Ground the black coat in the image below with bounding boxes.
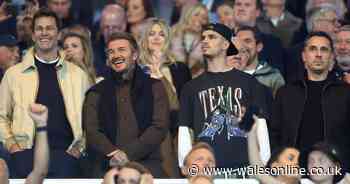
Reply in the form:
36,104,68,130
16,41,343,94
270,75,350,169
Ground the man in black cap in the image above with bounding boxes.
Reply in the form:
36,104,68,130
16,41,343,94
178,23,271,172
0,34,19,81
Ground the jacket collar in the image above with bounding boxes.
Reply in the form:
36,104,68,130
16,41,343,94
21,47,66,72
292,70,344,87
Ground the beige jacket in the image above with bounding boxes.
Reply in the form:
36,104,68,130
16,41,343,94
0,47,90,152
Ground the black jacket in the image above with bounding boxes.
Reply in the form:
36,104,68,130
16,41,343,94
271,74,350,168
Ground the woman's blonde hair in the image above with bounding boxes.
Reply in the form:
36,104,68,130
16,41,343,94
62,32,96,84
139,18,176,66
172,3,208,36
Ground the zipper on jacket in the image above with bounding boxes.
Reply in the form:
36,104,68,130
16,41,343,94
293,80,308,146
56,68,76,141
321,81,332,141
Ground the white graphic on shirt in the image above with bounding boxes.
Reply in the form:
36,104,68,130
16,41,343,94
198,86,247,141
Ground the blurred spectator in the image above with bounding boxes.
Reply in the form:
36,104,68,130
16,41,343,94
60,24,92,41
0,34,20,81
233,0,286,76
171,3,208,77
0,0,17,36
181,142,216,178
16,15,33,51
0,8,90,178
236,26,285,97
286,4,341,82
335,25,350,84
62,32,97,84
84,32,169,177
216,0,235,29
47,0,78,28
307,142,344,184
266,147,301,184
126,0,154,36
129,17,152,42
94,3,127,77
138,18,191,177
103,162,154,184
189,175,214,184
271,32,350,172
305,0,347,20
257,0,303,47
170,0,198,25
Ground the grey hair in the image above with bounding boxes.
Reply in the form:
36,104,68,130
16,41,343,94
337,25,350,33
306,3,338,33
305,0,347,19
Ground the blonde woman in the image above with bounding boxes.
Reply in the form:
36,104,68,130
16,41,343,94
171,3,209,77
139,18,191,177
62,32,97,84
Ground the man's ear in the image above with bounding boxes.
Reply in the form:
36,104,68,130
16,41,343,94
223,40,230,50
257,42,263,53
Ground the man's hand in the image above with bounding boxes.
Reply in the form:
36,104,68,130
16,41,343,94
9,144,23,154
66,147,81,159
140,173,154,184
103,167,119,184
28,103,48,128
107,149,129,167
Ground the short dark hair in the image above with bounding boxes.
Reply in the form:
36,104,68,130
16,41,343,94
304,31,334,52
106,32,138,51
266,146,298,169
236,26,263,43
32,8,61,31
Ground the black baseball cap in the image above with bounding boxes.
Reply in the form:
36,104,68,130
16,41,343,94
202,23,238,56
0,34,17,47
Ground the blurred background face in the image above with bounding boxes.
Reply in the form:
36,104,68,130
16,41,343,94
63,36,84,63
117,168,141,184
188,7,208,33
0,46,19,69
264,0,284,18
313,10,339,36
147,24,166,52
127,0,147,24
186,148,216,175
236,30,261,65
233,0,260,26
101,13,127,42
47,0,71,19
216,5,235,28
227,48,249,70
308,151,336,182
335,30,350,71
312,0,331,6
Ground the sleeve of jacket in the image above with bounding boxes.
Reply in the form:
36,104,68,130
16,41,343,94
83,91,118,155
270,87,284,151
0,71,16,151
251,78,273,120
121,80,170,160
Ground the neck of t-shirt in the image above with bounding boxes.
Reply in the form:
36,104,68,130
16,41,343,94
35,54,59,64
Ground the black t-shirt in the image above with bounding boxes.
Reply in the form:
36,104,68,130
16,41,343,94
297,80,326,155
35,58,74,150
179,69,270,168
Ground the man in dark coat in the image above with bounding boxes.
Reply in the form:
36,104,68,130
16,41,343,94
83,32,170,177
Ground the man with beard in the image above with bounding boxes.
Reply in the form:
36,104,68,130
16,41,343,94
335,25,350,84
178,23,270,172
0,8,90,178
83,32,170,177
